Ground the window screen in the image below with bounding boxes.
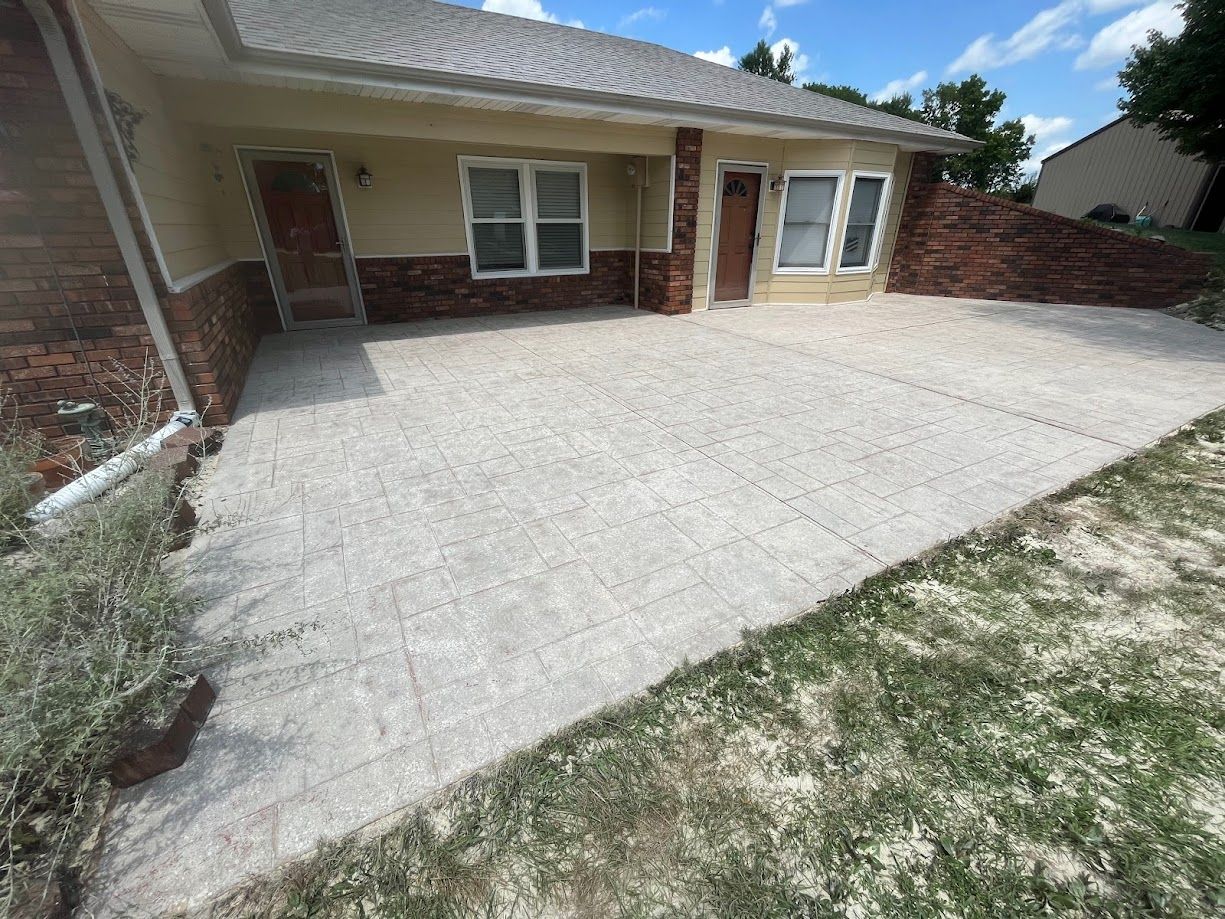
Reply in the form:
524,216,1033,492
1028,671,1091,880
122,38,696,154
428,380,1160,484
462,161,587,275
841,176,886,269
467,166,526,272
778,176,838,269
534,169,584,269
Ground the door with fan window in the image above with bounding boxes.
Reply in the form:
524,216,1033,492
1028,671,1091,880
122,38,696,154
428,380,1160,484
239,150,364,329
711,164,765,307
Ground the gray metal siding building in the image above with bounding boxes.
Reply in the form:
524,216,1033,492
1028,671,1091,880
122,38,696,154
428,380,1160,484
1033,117,1223,232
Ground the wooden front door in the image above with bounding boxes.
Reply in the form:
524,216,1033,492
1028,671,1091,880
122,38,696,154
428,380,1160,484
713,170,762,304
244,154,361,327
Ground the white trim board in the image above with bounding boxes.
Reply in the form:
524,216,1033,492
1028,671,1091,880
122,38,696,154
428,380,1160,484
167,258,238,292
68,0,176,292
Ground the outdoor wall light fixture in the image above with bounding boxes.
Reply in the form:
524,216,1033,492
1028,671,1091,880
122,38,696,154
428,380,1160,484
356,165,373,188
769,175,786,192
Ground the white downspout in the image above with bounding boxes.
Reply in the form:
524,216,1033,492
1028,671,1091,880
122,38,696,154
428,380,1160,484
22,0,197,414
634,182,643,310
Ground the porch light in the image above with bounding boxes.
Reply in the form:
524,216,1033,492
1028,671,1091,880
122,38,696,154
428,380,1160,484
356,165,373,188
769,175,786,192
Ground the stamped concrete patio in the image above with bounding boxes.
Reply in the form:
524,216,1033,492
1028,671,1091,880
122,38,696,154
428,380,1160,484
94,293,1225,914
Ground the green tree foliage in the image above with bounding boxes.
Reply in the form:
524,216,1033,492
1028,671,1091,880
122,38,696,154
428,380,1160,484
874,92,921,121
738,40,794,84
920,75,1035,192
801,82,870,106
1119,0,1225,162
802,83,921,121
1005,174,1039,205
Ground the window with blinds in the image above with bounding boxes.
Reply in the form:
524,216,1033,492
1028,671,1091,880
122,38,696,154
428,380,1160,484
775,173,842,272
461,159,588,277
839,175,889,272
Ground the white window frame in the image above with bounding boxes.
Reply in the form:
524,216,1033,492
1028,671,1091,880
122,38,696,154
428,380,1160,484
835,170,893,275
457,155,589,280
771,169,845,276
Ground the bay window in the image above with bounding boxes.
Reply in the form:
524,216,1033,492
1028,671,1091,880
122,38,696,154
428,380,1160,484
773,171,843,273
460,157,588,278
838,172,891,272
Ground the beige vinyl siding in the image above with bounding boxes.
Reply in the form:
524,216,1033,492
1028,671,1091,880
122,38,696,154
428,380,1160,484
1033,119,1214,229
150,78,672,264
78,5,228,282
872,151,913,295
198,128,641,260
694,134,908,309
160,78,675,157
639,155,674,251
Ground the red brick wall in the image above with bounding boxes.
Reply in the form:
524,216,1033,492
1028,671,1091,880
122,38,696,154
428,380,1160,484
0,0,260,439
357,250,632,323
162,262,260,425
640,127,701,315
1,0,153,438
889,160,1211,309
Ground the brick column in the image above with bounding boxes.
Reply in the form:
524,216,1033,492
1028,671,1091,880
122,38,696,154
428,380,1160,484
639,127,702,315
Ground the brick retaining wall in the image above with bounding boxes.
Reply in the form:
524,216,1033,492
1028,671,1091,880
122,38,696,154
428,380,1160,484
889,156,1211,309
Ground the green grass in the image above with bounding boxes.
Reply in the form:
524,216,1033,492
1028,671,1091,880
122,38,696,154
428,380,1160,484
208,413,1225,919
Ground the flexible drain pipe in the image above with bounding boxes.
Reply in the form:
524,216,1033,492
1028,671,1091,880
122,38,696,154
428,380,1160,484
26,410,198,524
23,0,196,413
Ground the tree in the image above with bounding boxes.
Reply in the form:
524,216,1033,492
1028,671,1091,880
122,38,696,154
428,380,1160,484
874,92,920,121
802,82,870,106
738,40,794,84
1118,0,1225,162
803,82,922,121
1004,173,1039,204
920,75,1034,192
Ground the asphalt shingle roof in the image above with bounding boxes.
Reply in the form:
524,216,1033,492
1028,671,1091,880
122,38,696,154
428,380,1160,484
223,0,974,149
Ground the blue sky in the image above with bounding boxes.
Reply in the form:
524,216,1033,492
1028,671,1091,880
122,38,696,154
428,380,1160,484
461,0,1186,176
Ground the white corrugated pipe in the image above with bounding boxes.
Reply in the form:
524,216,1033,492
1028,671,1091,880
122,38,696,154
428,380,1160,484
25,410,199,525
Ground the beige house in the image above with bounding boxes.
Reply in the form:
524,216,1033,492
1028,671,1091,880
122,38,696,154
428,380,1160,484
1034,116,1224,232
73,0,974,331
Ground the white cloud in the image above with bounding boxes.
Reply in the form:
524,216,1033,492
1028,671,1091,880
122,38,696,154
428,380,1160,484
758,5,777,37
694,46,737,67
1074,0,1183,68
944,0,1156,74
771,37,810,80
871,70,928,101
480,0,583,28
618,6,665,28
773,0,808,6
1020,113,1077,175
947,1,1083,73
1022,113,1075,140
